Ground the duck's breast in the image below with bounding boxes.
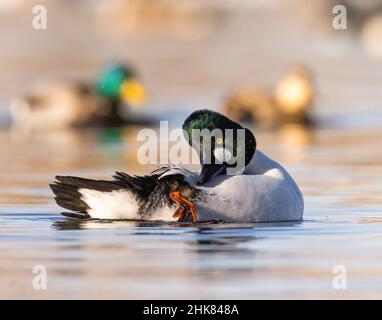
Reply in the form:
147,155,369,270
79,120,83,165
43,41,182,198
196,171,303,223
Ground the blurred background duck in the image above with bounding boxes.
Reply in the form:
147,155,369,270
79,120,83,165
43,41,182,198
9,63,149,131
223,65,315,127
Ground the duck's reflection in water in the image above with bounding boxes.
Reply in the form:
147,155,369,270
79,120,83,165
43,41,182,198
52,219,301,277
277,124,314,148
183,221,301,275
4,125,151,178
52,218,224,230
53,218,300,229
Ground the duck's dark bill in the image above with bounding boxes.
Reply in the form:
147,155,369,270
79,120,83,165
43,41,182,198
198,163,227,184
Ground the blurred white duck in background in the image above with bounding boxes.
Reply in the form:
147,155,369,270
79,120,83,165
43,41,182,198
51,109,303,223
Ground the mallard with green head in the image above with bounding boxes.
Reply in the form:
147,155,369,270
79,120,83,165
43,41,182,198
50,109,303,223
10,63,148,130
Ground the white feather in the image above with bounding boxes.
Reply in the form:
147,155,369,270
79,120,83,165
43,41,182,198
78,150,303,223
195,150,304,222
79,188,178,221
146,206,176,221
79,189,139,219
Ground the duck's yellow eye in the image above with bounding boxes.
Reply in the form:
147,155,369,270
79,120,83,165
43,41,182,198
216,137,224,145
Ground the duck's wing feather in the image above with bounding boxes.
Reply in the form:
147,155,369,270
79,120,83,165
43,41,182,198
153,165,198,186
50,166,198,220
50,173,162,219
113,171,160,198
50,176,124,218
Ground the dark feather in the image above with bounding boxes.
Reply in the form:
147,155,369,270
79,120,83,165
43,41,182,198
61,211,90,219
55,176,121,192
113,171,160,199
50,181,88,212
138,173,202,217
51,167,201,220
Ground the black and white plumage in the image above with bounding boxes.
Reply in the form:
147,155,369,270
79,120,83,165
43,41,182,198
50,166,203,221
50,150,304,223
50,109,304,223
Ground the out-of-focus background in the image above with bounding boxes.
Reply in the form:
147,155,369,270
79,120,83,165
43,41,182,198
1,0,382,115
1,0,382,299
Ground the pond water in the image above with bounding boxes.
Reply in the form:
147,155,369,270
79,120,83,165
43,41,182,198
1,0,382,300
1,107,382,299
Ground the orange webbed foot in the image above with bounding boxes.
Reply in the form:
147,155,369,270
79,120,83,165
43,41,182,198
169,191,198,223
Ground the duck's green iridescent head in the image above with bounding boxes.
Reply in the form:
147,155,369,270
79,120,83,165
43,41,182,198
183,109,257,184
95,63,147,105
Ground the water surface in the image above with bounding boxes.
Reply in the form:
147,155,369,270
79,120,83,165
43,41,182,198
1,116,382,299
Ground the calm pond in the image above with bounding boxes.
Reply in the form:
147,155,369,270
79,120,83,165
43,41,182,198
1,108,382,299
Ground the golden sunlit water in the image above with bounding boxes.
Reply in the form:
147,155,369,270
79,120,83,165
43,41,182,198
1,0,382,300
1,113,382,299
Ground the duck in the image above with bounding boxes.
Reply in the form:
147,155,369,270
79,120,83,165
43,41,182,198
10,63,148,130
50,109,304,223
223,65,314,126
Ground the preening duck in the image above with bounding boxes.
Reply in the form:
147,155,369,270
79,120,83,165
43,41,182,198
50,109,303,223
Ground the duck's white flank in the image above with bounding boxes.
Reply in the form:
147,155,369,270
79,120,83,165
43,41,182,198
79,188,175,221
77,150,303,222
79,189,139,219
195,150,304,222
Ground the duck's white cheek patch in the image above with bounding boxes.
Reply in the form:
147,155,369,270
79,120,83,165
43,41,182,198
214,147,232,163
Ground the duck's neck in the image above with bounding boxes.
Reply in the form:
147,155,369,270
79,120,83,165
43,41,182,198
244,150,280,175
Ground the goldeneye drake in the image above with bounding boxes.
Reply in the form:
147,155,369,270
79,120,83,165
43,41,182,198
50,109,304,223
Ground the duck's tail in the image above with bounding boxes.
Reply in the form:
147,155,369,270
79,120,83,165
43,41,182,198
50,172,164,219
50,176,124,219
